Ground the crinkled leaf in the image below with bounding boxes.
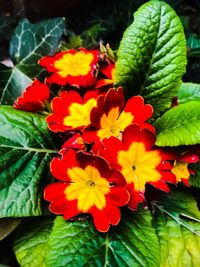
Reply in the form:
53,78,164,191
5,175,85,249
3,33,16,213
177,82,200,104
13,211,160,267
10,18,65,78
152,189,200,267
13,217,54,267
0,106,57,217
0,64,32,105
115,0,186,117
154,101,200,146
0,218,21,241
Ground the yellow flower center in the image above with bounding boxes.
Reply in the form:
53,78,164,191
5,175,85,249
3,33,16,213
63,99,97,128
118,142,161,191
97,107,133,140
171,161,189,182
54,52,94,77
65,166,110,212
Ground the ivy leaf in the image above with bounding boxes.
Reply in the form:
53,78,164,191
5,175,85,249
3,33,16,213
152,189,200,267
0,218,21,241
0,18,65,105
154,101,200,146
177,82,200,104
13,211,160,267
0,64,32,105
0,106,57,217
115,0,186,117
10,18,65,78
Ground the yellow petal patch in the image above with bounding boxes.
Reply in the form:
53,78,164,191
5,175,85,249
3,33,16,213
171,161,189,182
54,52,94,77
63,98,96,128
97,107,133,140
66,166,110,212
118,142,161,191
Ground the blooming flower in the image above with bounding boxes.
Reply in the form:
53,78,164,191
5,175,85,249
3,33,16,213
83,87,154,142
44,149,129,232
98,124,176,210
14,79,50,112
39,48,99,87
171,150,199,186
46,90,98,132
95,63,115,89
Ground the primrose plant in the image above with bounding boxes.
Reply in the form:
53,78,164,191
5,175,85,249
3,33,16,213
1,1,200,266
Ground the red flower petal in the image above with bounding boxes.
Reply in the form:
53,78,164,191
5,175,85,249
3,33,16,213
14,79,50,112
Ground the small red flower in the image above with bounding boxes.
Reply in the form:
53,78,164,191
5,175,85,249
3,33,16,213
44,149,129,232
98,125,176,210
13,79,50,112
39,48,99,87
171,150,199,186
83,87,154,142
95,63,115,89
46,90,98,132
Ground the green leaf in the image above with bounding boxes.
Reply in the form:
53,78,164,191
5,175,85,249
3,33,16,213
115,0,186,117
0,218,21,241
10,18,65,78
152,189,200,267
13,217,54,267
177,82,200,104
187,33,200,58
0,106,57,217
0,18,65,105
14,211,160,267
154,101,200,146
189,163,200,188
0,64,32,105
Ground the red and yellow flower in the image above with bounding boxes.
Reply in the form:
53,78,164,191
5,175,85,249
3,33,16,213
171,150,199,186
39,48,99,87
14,79,50,112
98,125,176,210
46,90,99,132
83,87,154,142
95,63,115,89
44,149,129,232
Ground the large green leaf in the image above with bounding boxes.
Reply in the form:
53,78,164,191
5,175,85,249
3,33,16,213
177,82,200,104
0,106,57,217
154,101,200,146
10,18,65,78
14,211,160,267
0,64,32,105
115,0,186,117
152,189,200,267
14,217,54,267
0,18,65,105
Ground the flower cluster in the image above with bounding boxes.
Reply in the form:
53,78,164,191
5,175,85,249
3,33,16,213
14,47,199,232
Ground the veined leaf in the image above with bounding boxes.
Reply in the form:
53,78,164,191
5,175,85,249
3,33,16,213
14,211,160,267
10,18,65,78
0,64,32,105
13,217,54,267
177,82,200,104
154,101,200,146
152,189,200,267
0,106,57,217
0,18,65,105
115,0,186,117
